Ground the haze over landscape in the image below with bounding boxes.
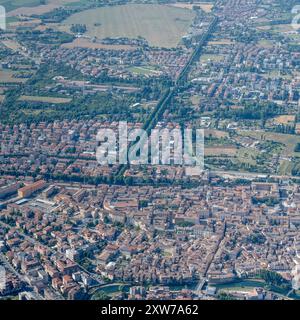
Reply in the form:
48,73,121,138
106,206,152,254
0,0,300,302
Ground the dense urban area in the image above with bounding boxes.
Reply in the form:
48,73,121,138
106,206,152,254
0,0,300,301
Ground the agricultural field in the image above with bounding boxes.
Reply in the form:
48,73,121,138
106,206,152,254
205,146,237,157
256,22,296,35
205,129,229,139
18,95,72,104
271,23,295,33
271,115,296,125
2,39,22,51
278,160,293,175
7,18,42,28
238,130,300,157
257,39,274,48
236,147,259,166
1,0,77,15
203,128,300,175
169,2,214,13
0,0,41,13
60,4,196,48
0,69,28,83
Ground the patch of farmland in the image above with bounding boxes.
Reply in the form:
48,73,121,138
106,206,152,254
60,4,196,48
4,0,76,16
2,39,22,50
0,70,27,83
272,115,296,125
169,2,214,13
205,129,229,139
238,130,300,157
18,95,72,103
205,146,237,157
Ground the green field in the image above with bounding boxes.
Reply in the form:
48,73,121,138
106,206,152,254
239,130,300,157
0,0,40,12
127,65,160,76
0,0,82,13
200,54,225,63
0,70,28,83
61,4,195,48
18,95,72,104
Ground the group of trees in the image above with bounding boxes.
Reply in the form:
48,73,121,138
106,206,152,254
17,29,74,45
218,103,284,124
258,269,291,291
38,8,75,23
70,24,87,34
246,232,266,245
294,143,300,152
291,161,300,176
252,196,280,206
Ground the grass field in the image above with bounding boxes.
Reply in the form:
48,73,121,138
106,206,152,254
61,4,196,48
272,115,296,125
200,54,224,63
0,0,40,12
257,39,274,48
2,39,22,51
278,160,293,175
127,65,160,76
19,95,72,103
0,70,27,83
169,2,214,13
205,146,237,156
205,129,229,139
256,22,295,35
208,39,234,45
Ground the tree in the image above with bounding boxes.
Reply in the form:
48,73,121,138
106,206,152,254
258,269,291,290
294,143,300,153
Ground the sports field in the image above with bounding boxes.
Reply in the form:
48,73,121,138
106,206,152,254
61,4,196,48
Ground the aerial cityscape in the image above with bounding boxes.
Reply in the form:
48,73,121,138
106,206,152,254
0,0,300,302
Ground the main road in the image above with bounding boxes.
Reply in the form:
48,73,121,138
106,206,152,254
116,16,219,178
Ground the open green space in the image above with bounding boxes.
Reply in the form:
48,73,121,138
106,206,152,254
0,0,42,12
60,4,196,48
